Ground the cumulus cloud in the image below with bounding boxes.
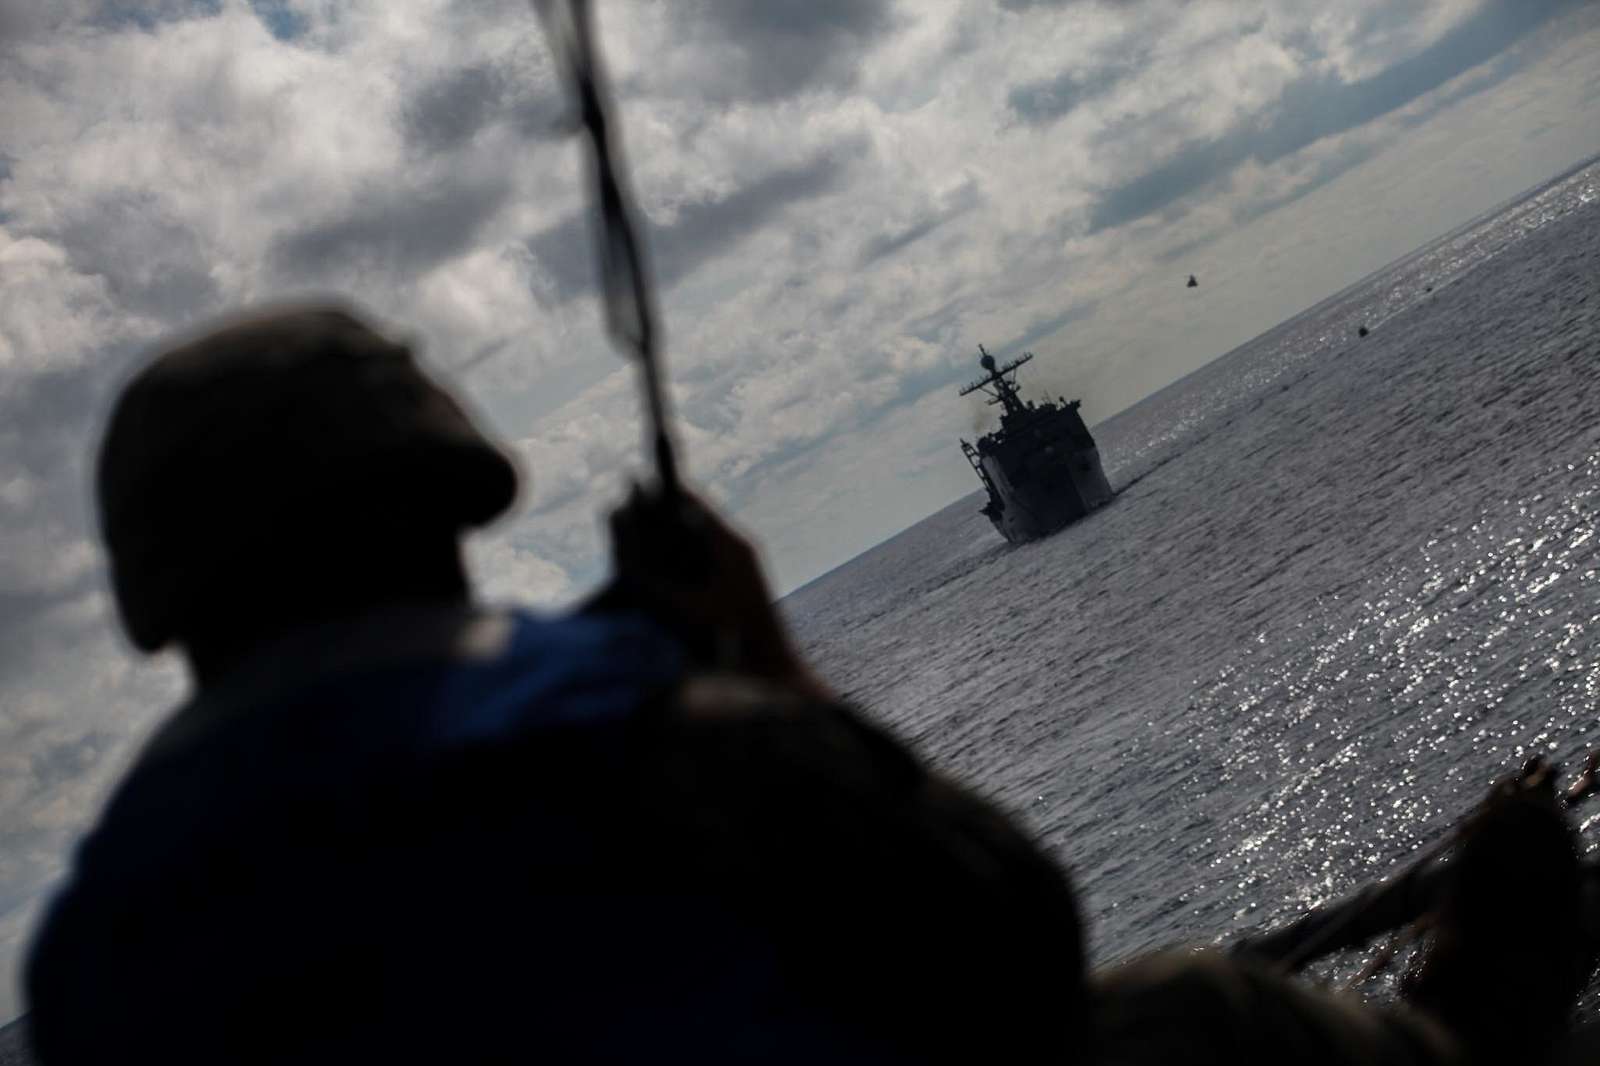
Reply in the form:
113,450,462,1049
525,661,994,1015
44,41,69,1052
1007,54,1142,125
858,178,983,266
1083,0,1583,232
273,171,519,280
402,60,567,153
632,0,899,103
527,145,859,300
3,0,1598,1024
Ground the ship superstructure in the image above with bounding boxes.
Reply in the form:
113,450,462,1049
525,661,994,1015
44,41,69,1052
958,345,1113,544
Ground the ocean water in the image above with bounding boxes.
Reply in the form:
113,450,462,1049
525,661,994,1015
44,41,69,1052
784,156,1600,982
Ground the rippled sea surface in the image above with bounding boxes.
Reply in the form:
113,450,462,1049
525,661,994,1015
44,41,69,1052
784,157,1600,984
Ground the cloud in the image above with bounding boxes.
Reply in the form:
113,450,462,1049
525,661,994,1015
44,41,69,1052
527,146,857,300
245,0,306,40
858,179,983,266
998,0,1086,10
272,172,518,281
55,197,222,320
0,0,298,39
1086,0,1581,232
650,0,899,103
999,302,1099,360
402,60,566,155
1007,59,1139,125
0,588,95,678
84,0,221,33
0,233,137,377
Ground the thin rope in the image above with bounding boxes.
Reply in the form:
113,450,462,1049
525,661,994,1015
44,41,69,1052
534,0,679,493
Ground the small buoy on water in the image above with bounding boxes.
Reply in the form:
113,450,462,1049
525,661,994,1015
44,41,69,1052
1358,325,1370,338
1186,274,1199,288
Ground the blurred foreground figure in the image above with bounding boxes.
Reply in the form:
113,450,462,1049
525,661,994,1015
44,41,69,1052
1205,762,1590,1066
25,305,1083,1064
1399,767,1590,1063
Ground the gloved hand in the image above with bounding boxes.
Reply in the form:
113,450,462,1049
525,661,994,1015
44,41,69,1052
593,483,831,699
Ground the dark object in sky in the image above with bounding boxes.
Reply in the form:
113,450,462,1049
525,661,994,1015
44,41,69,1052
1187,274,1198,288
1359,325,1370,337
960,345,1113,544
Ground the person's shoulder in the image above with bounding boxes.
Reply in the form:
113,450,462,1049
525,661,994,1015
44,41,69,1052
136,606,683,758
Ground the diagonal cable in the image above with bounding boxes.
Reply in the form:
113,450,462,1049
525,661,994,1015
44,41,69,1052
533,0,679,492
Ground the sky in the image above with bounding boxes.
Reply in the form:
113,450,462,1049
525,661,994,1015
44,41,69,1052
3,0,1600,1023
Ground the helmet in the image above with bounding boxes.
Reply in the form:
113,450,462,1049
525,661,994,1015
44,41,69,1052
98,303,518,650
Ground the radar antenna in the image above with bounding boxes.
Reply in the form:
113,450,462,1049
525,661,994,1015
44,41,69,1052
958,344,1034,416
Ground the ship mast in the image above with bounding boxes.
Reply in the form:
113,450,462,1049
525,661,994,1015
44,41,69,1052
958,344,1034,416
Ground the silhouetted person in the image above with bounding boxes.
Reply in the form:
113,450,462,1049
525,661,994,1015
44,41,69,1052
1208,761,1591,1064
1401,768,1588,1063
25,305,1084,1065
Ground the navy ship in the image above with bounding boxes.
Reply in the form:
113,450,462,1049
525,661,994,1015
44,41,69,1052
958,345,1113,544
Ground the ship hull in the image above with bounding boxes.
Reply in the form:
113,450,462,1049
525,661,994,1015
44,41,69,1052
983,444,1113,544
